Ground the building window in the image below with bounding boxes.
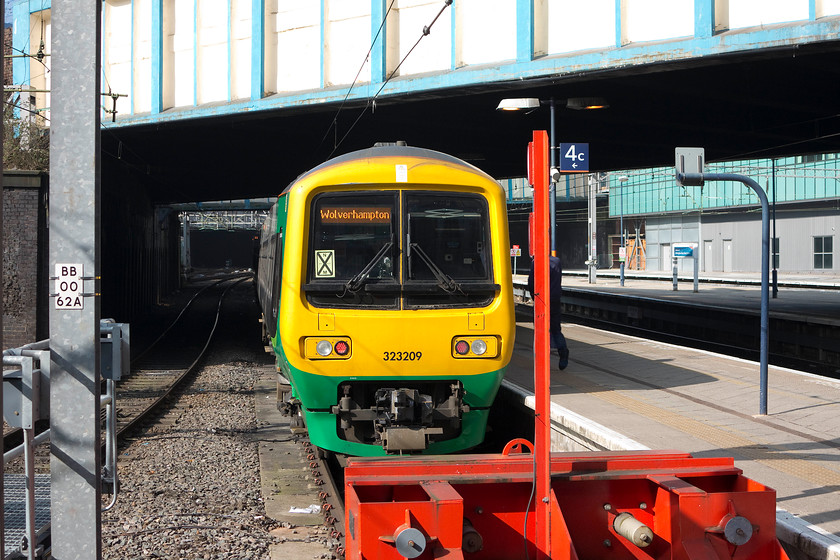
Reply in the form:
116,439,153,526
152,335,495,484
814,236,833,269
771,237,779,269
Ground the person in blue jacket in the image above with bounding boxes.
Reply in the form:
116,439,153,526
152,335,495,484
527,255,570,370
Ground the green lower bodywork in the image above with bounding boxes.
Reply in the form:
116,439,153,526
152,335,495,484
274,339,506,456
304,406,493,456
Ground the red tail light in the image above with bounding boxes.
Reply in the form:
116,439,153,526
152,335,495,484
334,340,350,356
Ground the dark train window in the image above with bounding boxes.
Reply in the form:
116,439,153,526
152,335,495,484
268,229,283,336
305,192,400,309
403,192,495,308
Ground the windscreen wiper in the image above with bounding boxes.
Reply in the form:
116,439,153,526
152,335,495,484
345,239,394,292
409,242,461,293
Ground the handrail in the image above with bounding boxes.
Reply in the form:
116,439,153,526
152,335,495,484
2,320,130,557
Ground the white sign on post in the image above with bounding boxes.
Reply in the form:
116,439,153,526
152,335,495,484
55,263,84,310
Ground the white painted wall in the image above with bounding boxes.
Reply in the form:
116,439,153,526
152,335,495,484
230,0,251,100
267,0,321,94
455,0,516,66
817,0,840,17
103,0,133,121
624,0,693,43
166,0,197,108
197,0,229,104
324,0,370,87
725,0,809,29
544,0,615,55
134,0,153,113
388,0,451,77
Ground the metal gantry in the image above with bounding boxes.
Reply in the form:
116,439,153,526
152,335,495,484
181,210,269,231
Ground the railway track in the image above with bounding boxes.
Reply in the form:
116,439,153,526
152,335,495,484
301,441,347,556
115,273,249,438
2,274,250,457
4,271,346,557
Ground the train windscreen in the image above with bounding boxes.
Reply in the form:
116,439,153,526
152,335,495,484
403,192,494,308
304,190,496,309
306,191,400,308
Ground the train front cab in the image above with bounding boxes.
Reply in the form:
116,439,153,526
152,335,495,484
272,148,515,456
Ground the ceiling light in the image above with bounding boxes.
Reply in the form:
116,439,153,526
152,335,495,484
496,98,541,111
566,97,609,110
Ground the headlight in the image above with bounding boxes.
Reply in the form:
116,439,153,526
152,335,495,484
471,339,487,355
452,336,499,358
316,340,333,356
304,337,352,359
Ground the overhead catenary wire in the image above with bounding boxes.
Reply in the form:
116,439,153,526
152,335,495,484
325,0,453,159
314,0,397,156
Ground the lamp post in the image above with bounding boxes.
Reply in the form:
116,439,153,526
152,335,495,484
618,176,628,286
497,96,608,260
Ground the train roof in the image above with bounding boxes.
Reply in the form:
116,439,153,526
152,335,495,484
280,143,494,195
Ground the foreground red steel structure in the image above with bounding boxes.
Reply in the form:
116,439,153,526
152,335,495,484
345,448,788,559
343,131,790,560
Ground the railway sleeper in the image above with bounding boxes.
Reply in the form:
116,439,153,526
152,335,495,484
331,382,466,453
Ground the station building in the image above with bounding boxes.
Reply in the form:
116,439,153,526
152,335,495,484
503,152,840,275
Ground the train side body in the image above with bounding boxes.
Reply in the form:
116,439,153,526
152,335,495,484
257,145,515,456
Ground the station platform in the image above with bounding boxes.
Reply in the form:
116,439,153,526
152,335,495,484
253,365,337,559
503,320,840,559
513,268,840,324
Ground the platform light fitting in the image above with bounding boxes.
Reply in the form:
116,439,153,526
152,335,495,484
496,97,540,111
497,97,609,112
565,97,609,110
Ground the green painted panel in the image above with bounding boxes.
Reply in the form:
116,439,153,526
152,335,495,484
280,361,506,410
606,153,840,217
303,408,490,457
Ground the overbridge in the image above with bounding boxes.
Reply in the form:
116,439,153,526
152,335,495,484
10,0,840,204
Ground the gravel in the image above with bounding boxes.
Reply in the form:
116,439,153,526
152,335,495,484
102,353,283,559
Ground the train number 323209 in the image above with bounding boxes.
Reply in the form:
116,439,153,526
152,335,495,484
383,351,422,361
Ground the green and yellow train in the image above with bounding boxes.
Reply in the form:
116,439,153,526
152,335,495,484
257,143,515,456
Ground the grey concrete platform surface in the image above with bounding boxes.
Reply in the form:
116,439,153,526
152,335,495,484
252,366,333,559
504,321,840,559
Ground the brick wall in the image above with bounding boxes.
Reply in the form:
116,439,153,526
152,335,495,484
3,171,48,349
2,166,182,349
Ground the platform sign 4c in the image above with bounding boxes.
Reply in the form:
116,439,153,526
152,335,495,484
55,263,84,310
558,143,589,173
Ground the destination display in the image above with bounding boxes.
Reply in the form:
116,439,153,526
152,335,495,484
319,207,392,224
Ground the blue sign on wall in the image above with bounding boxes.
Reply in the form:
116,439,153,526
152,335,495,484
673,244,695,257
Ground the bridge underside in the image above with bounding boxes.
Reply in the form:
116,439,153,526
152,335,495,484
103,41,840,205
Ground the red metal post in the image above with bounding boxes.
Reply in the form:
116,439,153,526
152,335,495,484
530,130,552,559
